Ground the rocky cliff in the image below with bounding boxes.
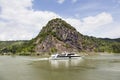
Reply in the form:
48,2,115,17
0,18,120,55
33,18,95,53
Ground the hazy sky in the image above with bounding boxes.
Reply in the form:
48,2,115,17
0,0,120,40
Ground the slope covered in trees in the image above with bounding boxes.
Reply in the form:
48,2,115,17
0,18,120,55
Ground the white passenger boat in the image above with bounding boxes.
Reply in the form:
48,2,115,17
49,52,81,60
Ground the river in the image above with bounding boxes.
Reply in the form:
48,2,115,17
0,54,120,80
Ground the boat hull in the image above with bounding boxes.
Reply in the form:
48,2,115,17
50,56,81,60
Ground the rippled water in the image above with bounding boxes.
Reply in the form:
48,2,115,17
0,55,120,80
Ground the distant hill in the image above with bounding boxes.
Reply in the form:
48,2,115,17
0,41,28,54
0,41,27,49
0,18,120,55
101,38,120,42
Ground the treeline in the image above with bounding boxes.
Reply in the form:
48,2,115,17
0,40,30,55
0,18,119,55
0,37,120,55
81,36,120,53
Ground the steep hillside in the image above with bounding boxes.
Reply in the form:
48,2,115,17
0,18,120,55
33,18,84,53
29,18,120,54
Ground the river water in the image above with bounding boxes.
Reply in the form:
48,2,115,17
0,55,120,80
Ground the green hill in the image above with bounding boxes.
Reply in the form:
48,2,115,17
0,18,120,55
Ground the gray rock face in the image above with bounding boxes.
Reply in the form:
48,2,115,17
33,18,94,53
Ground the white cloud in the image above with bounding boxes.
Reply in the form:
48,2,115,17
81,12,113,33
64,18,82,32
98,23,120,38
72,0,78,3
65,12,114,38
57,0,77,4
57,0,65,4
103,29,120,38
0,0,119,40
0,0,60,40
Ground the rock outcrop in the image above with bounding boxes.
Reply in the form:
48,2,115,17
33,18,93,53
1,18,120,55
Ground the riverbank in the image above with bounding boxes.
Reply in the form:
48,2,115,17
0,52,119,57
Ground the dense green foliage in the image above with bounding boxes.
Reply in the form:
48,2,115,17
81,36,120,53
0,18,120,55
0,36,119,55
0,40,37,55
0,41,27,54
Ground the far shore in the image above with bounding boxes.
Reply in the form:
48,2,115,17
0,52,119,57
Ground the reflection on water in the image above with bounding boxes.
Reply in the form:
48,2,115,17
49,58,83,68
0,55,120,80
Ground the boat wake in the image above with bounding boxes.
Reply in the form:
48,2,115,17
26,58,49,61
